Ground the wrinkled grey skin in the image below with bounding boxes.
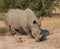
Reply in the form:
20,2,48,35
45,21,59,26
4,8,42,41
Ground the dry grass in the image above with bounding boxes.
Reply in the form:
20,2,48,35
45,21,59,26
41,17,60,34
41,17,60,48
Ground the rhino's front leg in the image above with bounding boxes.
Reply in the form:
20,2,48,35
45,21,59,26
23,28,32,38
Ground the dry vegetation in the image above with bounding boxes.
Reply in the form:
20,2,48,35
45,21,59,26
0,13,4,20
0,17,60,49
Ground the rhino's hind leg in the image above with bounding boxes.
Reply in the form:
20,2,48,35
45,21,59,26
8,25,16,36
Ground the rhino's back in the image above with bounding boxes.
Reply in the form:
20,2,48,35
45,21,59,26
5,9,28,29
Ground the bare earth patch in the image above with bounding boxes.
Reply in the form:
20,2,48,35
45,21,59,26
0,36,56,49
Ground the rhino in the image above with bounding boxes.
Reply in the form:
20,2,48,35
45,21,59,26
4,8,42,41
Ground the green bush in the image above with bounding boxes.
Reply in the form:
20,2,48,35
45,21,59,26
0,0,60,17
0,12,4,20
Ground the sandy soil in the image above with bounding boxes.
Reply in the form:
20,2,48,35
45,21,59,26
0,17,60,49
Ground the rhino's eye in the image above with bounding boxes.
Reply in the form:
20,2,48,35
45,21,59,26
33,20,37,24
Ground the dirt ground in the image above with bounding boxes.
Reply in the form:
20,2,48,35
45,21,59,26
0,17,60,49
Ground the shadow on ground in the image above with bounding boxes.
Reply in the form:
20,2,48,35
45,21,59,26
15,28,27,35
0,27,50,41
40,29,50,41
0,27,8,35
16,28,51,42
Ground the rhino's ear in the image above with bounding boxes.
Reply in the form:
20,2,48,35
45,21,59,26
33,20,37,24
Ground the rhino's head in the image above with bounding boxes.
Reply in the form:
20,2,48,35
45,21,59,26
30,19,42,42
